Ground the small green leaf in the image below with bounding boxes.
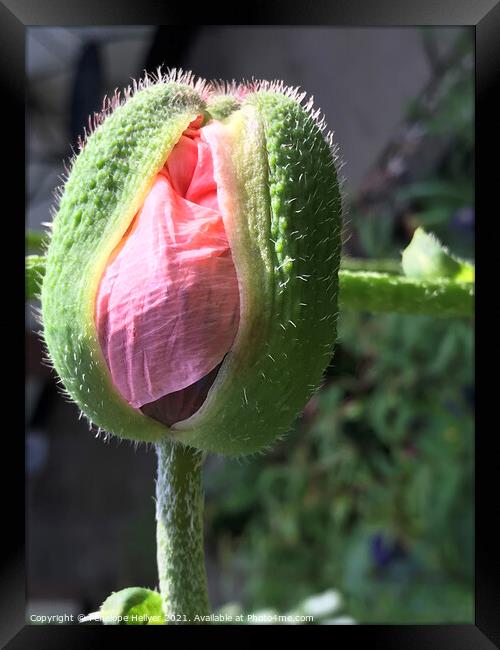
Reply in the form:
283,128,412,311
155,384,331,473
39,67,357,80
26,255,46,300
100,587,165,625
25,230,48,253
402,228,474,282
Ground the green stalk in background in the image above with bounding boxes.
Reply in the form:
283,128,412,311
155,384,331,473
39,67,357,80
338,270,473,318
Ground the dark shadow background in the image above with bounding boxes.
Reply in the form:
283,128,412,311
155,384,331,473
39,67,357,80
26,26,474,623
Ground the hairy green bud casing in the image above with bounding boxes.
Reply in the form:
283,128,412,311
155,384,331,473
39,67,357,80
41,72,342,456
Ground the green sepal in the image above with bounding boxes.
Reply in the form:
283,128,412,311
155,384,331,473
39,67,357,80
402,227,474,282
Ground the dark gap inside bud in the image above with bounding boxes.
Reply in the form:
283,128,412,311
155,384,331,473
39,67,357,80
140,360,223,427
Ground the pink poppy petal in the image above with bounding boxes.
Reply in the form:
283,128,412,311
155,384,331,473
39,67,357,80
95,123,240,415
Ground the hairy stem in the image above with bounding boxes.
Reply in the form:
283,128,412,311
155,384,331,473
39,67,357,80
338,270,474,318
26,255,474,318
155,440,210,624
25,255,474,318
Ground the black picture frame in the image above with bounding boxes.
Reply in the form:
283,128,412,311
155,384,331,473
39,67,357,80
5,0,496,646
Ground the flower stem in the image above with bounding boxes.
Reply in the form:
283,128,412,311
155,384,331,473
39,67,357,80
338,270,473,318
155,439,210,624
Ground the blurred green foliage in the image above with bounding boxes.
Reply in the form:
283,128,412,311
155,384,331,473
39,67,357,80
204,29,474,623
402,30,474,259
205,310,473,622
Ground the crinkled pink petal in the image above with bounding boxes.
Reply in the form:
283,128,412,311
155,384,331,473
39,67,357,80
166,135,199,196
95,124,240,414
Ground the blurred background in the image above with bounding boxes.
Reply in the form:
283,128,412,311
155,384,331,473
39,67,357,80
26,26,474,623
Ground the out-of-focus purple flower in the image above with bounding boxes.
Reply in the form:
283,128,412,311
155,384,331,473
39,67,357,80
450,207,474,233
370,533,407,568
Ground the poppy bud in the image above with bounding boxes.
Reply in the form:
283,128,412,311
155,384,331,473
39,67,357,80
41,70,342,455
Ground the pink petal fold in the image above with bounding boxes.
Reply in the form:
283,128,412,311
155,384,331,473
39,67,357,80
95,124,240,411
